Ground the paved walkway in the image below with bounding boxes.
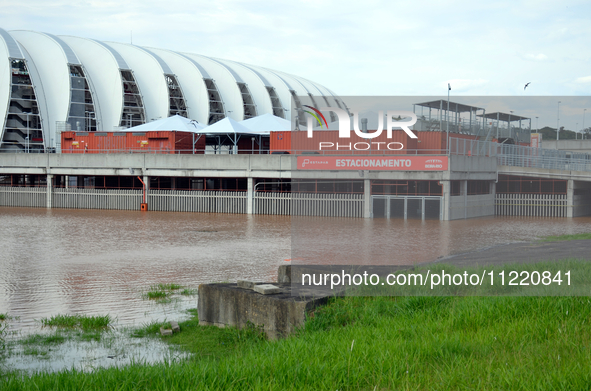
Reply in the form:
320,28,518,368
430,239,591,267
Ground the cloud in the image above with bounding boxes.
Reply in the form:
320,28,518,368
523,53,548,61
2,0,591,95
575,76,591,83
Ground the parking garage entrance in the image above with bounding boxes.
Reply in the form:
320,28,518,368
372,196,442,220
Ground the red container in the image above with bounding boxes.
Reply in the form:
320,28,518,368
270,131,292,153
61,131,205,154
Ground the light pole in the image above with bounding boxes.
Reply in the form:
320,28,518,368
576,123,579,139
446,83,450,154
557,101,561,141
535,116,539,132
509,111,513,140
583,109,587,140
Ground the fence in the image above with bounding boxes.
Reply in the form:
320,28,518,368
496,143,591,172
53,188,142,210
449,137,498,157
0,186,46,207
449,136,591,172
0,186,364,217
254,192,364,217
149,190,247,213
496,194,567,217
254,192,291,215
289,193,364,217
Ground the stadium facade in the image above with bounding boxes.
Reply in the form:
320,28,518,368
0,28,346,152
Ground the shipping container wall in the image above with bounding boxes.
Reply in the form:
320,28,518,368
61,131,205,154
270,131,292,154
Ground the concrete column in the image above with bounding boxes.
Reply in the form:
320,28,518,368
441,180,451,221
46,174,53,208
567,179,574,218
491,181,496,216
363,178,371,218
247,177,253,215
65,175,69,189
143,175,149,204
463,180,468,219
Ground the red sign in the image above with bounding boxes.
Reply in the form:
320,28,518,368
297,156,448,171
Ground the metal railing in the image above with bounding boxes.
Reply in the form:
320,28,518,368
4,137,591,173
448,136,591,172
496,143,591,172
448,137,497,157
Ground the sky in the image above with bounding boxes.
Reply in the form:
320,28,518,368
1,0,590,129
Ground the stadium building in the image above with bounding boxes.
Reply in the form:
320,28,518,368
0,28,346,153
2,28,590,221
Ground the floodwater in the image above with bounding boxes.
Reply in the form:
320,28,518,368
291,215,591,265
2,207,591,333
0,208,290,333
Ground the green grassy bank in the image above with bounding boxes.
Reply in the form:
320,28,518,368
2,294,591,390
540,233,591,242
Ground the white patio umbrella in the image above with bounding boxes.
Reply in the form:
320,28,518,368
121,114,205,132
240,113,292,134
200,117,266,153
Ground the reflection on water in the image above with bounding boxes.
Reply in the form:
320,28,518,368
2,329,190,373
0,208,290,333
292,215,591,265
2,207,591,334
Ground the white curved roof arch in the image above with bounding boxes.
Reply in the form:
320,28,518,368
0,28,344,151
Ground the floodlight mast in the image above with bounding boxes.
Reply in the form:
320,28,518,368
557,101,561,141
446,83,450,154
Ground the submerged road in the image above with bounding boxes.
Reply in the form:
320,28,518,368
433,239,591,266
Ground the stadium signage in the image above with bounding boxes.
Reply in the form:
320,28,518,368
297,156,448,171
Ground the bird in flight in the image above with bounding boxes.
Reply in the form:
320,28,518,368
524,82,531,90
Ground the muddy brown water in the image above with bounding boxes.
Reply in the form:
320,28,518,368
2,207,591,333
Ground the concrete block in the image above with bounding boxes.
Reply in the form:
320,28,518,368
160,327,173,336
253,284,282,295
277,265,291,283
237,280,264,290
170,321,180,333
198,283,331,340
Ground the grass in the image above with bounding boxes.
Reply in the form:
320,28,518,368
22,347,48,357
0,313,7,321
20,334,67,346
156,283,182,291
146,290,167,300
351,259,591,296
540,232,591,242
40,314,112,331
130,320,171,339
76,331,103,342
143,283,193,301
7,332,69,358
0,321,6,349
3,292,591,389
